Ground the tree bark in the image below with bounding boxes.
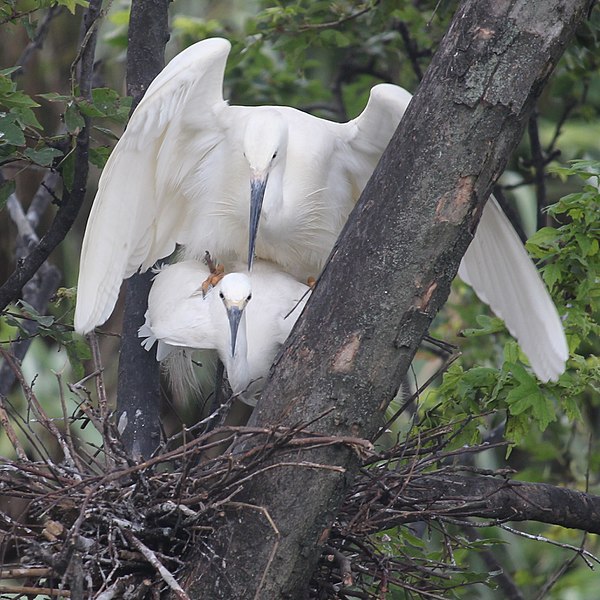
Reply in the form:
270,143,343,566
115,0,170,459
181,0,594,598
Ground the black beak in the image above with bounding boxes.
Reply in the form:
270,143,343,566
226,306,243,357
248,176,268,270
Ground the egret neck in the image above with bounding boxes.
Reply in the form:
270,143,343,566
242,109,288,269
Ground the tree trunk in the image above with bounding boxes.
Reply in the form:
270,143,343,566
115,0,170,459
180,0,594,597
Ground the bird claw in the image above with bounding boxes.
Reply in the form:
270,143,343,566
200,269,225,297
198,251,225,297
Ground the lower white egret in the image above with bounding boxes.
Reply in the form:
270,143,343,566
76,36,567,381
139,260,310,405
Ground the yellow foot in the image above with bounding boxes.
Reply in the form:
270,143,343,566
307,276,316,289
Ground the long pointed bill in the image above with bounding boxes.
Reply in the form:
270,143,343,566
248,175,268,270
226,305,244,357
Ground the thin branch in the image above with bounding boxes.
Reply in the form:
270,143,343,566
534,542,583,600
122,530,190,599
500,524,599,568
27,170,61,230
527,111,549,229
225,502,281,600
462,524,525,600
13,5,65,75
0,394,28,462
0,349,80,475
0,567,54,578
395,21,425,80
296,2,379,32
0,0,103,313
0,584,70,597
55,371,83,473
87,331,108,419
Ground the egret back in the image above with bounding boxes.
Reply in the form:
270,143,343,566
140,260,310,406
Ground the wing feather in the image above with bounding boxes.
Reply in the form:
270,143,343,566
459,197,568,381
75,38,231,333
346,84,567,381
345,83,413,193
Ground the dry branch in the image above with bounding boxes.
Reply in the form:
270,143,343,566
0,409,599,599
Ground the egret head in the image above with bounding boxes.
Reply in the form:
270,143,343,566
219,273,253,357
242,110,288,270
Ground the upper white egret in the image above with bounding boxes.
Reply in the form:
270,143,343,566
75,37,568,381
74,37,412,332
139,260,309,405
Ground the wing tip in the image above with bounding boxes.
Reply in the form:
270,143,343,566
519,325,569,383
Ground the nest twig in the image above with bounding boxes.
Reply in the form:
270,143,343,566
0,358,506,599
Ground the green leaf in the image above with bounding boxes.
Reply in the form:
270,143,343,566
1,91,40,109
64,101,85,134
319,29,351,47
542,262,561,289
55,0,89,14
89,146,111,169
0,67,21,77
503,340,520,365
92,88,121,113
526,226,559,249
0,115,26,146
575,233,592,255
22,15,37,40
92,126,120,140
23,146,64,166
11,105,42,129
65,335,92,380
461,314,506,337
506,364,556,431
60,151,75,191
38,92,73,102
76,100,105,117
77,90,132,122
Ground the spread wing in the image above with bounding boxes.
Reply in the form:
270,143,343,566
348,84,567,381
75,38,231,333
459,197,568,381
345,83,413,195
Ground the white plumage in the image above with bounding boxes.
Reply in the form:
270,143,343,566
76,36,568,382
139,260,309,405
74,38,412,332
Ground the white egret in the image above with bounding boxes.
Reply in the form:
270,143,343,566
76,37,567,381
74,37,413,332
139,260,309,405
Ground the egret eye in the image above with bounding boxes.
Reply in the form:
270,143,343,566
219,291,224,299
247,293,252,301
272,151,277,160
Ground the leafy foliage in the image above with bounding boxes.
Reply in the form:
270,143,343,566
432,164,599,450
